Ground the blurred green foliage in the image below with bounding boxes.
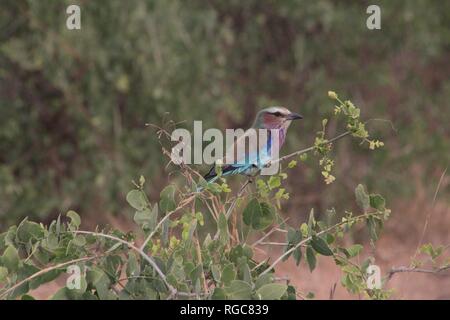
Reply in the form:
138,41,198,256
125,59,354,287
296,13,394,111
0,0,449,226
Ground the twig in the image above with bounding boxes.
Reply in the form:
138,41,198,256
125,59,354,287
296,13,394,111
0,255,100,300
194,230,209,295
329,283,337,300
251,217,290,248
412,167,448,261
260,212,380,276
274,276,290,282
386,265,450,281
269,131,351,165
73,231,180,296
213,179,251,241
257,242,289,246
226,179,252,219
139,194,196,251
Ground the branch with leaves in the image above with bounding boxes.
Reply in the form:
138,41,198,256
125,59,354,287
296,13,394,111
2,91,435,300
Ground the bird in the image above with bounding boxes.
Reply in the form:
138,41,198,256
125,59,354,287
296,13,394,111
203,106,302,184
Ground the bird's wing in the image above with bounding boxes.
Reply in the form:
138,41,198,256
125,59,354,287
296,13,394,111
223,128,272,166
204,128,276,182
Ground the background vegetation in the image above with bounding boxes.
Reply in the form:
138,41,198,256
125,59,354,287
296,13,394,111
0,0,449,299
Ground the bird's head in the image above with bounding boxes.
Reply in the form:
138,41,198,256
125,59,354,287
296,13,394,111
253,106,303,129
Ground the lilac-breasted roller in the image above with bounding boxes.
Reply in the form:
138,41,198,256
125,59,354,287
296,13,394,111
203,106,302,183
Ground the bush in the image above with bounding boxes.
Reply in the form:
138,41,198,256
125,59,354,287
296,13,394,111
0,93,400,300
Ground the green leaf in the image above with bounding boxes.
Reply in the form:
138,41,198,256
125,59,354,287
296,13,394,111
45,232,59,250
256,283,287,300
221,263,236,285
188,219,197,240
189,265,202,284
16,220,44,243
243,199,275,230
287,227,302,245
0,266,8,282
361,258,372,273
257,202,276,230
286,285,297,300
0,232,5,252
366,216,381,241
299,153,308,162
134,206,158,232
2,245,20,272
326,233,335,245
420,243,443,260
242,245,253,259
255,273,274,289
293,247,302,266
288,160,297,169
159,185,176,213
306,292,315,299
306,246,316,272
226,280,252,300
240,262,252,284
71,235,86,247
50,288,69,300
126,190,148,211
370,194,385,210
67,210,81,229
310,235,333,256
355,184,370,211
300,223,309,237
243,198,260,226
211,287,227,300
87,267,115,300
139,175,146,187
30,269,62,289
211,265,221,283
161,218,170,246
285,227,302,265
126,252,140,277
346,244,363,257
268,176,281,189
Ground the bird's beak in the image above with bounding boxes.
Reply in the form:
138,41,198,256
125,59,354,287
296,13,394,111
286,112,303,120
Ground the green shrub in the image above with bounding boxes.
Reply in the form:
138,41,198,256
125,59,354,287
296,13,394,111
0,93,398,300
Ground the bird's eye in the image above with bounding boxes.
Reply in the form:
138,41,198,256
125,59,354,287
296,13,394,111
272,112,282,117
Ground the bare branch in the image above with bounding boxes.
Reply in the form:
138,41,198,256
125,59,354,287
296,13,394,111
386,265,450,281
270,131,351,165
260,212,381,276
